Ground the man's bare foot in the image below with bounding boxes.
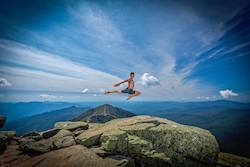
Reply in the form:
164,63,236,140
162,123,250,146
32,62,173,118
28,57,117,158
127,95,133,100
104,91,110,94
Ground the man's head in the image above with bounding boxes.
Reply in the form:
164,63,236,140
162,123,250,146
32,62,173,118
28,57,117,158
130,72,135,78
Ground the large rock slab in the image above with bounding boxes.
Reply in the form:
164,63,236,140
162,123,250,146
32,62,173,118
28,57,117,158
54,121,88,131
76,115,220,167
18,145,134,167
40,128,61,139
19,129,75,153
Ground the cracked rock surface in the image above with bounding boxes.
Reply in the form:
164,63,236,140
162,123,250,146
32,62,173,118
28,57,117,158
76,115,220,167
2,116,247,167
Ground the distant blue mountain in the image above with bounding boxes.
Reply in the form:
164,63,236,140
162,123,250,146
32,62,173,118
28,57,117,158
107,100,250,114
72,104,136,123
2,106,89,135
0,102,87,122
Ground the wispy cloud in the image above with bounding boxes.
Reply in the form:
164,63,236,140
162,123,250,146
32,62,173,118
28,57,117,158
53,1,222,100
40,94,57,99
0,39,122,93
68,3,123,43
219,89,238,99
0,1,248,101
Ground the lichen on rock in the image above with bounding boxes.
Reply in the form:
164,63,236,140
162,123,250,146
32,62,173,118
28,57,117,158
74,115,220,167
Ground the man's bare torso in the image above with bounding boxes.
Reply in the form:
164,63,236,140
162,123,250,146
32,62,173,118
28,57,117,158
128,79,134,89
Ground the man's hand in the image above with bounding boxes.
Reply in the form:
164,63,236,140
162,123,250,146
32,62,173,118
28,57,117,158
114,83,120,87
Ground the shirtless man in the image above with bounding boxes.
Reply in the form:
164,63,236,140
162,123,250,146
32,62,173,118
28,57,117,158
104,72,141,100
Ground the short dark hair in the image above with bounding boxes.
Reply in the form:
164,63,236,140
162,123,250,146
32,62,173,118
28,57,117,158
130,72,134,75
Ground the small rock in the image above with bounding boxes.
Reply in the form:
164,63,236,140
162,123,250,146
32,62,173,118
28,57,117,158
41,128,60,139
0,130,17,152
72,128,85,137
90,146,112,157
0,133,8,152
0,116,6,128
22,131,40,137
76,130,102,147
19,138,51,153
19,129,76,154
105,155,135,167
32,135,43,141
54,121,88,131
0,131,16,138
217,152,250,167
51,129,76,149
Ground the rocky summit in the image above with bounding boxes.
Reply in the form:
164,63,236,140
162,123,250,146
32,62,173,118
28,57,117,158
0,115,250,167
72,104,136,123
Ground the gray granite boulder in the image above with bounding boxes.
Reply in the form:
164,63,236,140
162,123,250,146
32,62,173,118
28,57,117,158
19,129,76,153
76,116,219,167
54,121,88,131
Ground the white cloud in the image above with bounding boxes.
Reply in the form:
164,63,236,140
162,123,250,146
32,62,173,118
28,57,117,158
81,88,89,93
0,78,11,87
68,2,123,43
195,96,211,100
138,73,160,87
40,94,57,99
219,89,238,99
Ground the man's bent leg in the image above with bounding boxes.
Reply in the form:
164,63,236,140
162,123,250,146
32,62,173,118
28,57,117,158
127,91,141,100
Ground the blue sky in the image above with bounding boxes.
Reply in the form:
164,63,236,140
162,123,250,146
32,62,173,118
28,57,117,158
0,0,249,102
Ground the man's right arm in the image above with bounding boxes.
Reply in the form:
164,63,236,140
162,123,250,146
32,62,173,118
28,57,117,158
114,79,129,87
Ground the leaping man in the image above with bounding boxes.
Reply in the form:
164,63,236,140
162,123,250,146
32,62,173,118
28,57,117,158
105,72,141,100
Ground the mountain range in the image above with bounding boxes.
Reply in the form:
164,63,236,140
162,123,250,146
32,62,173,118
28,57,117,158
0,102,80,122
2,104,135,135
1,106,89,135
72,104,136,123
0,100,249,158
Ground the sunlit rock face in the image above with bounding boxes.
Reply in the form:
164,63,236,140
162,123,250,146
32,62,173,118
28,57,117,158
76,115,220,167
0,116,226,167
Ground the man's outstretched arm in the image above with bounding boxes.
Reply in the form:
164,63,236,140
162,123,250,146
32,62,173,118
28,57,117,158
114,79,129,87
